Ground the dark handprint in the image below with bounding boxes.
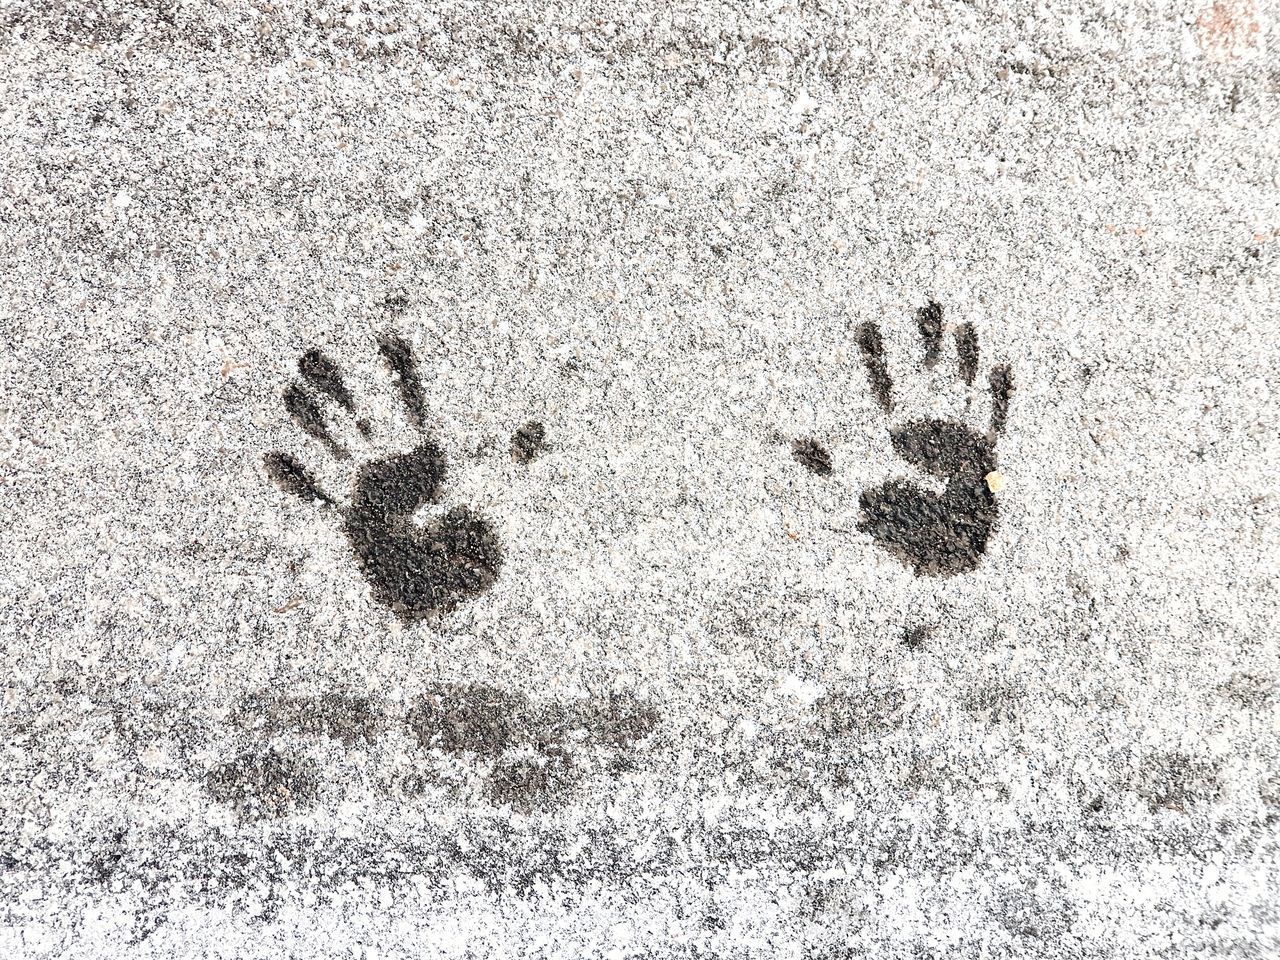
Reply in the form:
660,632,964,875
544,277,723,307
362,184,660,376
854,302,1014,577
264,334,503,618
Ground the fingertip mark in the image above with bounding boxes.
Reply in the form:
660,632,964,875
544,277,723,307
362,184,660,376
989,363,1013,434
791,438,833,476
855,321,894,414
511,421,548,464
955,323,979,385
377,331,427,428
264,451,333,506
283,382,349,459
298,348,356,413
916,300,943,368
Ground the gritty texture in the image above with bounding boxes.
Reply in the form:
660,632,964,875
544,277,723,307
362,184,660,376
1,0,1279,957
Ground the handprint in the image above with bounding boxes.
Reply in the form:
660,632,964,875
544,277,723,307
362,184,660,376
264,333,504,618
853,302,1014,576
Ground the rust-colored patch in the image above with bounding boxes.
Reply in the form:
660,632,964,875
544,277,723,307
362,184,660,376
1196,0,1261,62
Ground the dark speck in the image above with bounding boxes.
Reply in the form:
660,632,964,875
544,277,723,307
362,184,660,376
903,624,933,650
511,421,548,464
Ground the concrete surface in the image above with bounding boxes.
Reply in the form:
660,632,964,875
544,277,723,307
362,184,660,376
1,0,1278,956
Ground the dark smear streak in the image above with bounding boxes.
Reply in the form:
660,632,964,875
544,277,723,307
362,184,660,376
298,348,356,413
283,383,348,459
406,683,528,755
206,750,320,820
916,300,944,368
855,322,894,413
955,322,979,385
791,438,833,476
232,691,382,746
989,364,1013,435
377,332,427,427
264,451,333,506
404,684,658,755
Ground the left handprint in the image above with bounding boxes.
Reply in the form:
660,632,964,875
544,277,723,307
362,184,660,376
264,333,503,619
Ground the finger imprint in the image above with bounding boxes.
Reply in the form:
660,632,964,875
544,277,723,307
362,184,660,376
283,383,349,460
989,363,1014,435
855,321,894,414
916,300,944,368
955,323,980,385
377,331,428,428
298,348,358,416
264,451,335,506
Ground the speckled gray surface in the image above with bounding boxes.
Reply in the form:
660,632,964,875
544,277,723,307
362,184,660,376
2,1,1279,956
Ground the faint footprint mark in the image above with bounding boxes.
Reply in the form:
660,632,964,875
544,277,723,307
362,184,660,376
405,683,658,806
264,334,503,618
206,749,320,820
854,301,1014,576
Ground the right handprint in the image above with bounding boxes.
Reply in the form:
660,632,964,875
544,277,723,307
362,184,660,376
854,301,1014,577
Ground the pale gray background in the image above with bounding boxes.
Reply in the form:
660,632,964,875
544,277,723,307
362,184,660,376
1,0,1278,956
